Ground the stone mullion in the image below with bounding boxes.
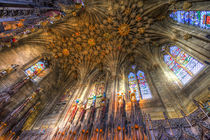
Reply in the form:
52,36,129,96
122,68,128,101
146,68,167,112
104,71,109,96
149,68,181,118
124,72,130,101
158,67,184,117
165,51,193,76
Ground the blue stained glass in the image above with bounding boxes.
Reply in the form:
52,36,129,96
174,12,178,21
76,99,80,103
171,63,182,74
176,51,191,65
184,11,189,24
176,11,182,23
180,11,185,24
164,54,191,85
185,58,204,75
189,11,195,25
137,71,152,99
169,46,180,57
164,55,176,69
170,11,177,21
169,60,176,70
172,47,205,75
93,96,96,100
170,10,210,29
164,55,174,67
177,69,192,85
194,11,201,26
164,45,205,85
163,55,170,63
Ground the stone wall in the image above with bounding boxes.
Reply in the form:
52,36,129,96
0,43,59,131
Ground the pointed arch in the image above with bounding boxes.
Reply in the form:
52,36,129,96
128,72,140,101
163,45,205,85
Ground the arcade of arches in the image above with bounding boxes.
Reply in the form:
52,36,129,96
0,0,209,139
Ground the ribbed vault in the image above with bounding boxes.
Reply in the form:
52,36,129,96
14,0,174,86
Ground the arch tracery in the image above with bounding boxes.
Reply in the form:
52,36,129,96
127,65,153,101
162,45,205,86
170,10,210,29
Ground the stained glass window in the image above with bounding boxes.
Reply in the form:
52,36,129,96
86,85,96,109
24,61,46,79
136,71,152,99
128,72,140,101
169,46,205,75
170,11,210,29
163,46,205,85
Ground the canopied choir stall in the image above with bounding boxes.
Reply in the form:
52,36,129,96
18,81,209,140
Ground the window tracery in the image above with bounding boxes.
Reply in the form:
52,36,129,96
128,72,141,101
137,70,152,99
128,70,152,101
170,11,210,29
163,45,205,85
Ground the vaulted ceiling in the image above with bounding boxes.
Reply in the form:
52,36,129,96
16,0,174,83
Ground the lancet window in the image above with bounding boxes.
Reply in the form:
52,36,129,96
128,70,152,101
163,45,205,85
128,72,140,101
137,70,152,99
170,11,210,29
